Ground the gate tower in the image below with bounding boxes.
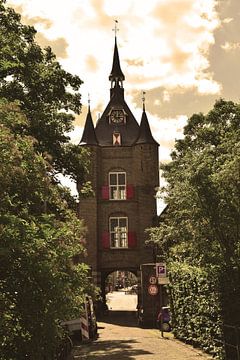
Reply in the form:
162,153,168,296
78,34,159,298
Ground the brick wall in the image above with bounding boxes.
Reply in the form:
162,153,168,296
78,142,159,285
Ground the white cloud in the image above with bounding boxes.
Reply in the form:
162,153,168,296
7,0,220,109
67,125,83,145
221,41,240,52
222,17,233,24
197,78,222,94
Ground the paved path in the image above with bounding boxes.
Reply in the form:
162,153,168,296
72,292,213,360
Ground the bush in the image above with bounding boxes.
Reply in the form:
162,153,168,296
169,262,224,359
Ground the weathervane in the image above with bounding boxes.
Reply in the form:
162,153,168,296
142,91,146,111
88,93,91,108
113,19,119,37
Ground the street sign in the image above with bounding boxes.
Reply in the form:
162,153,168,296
148,284,158,296
149,275,157,284
156,262,167,278
158,277,170,285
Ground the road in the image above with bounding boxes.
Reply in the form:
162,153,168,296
72,291,213,360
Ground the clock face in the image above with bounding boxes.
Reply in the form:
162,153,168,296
110,109,125,124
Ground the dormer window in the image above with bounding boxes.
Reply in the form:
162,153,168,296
109,172,126,200
113,132,121,146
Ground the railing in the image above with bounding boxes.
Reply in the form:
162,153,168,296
223,325,240,360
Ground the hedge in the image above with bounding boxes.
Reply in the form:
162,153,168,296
168,262,224,359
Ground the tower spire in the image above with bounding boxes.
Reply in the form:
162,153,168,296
136,92,159,145
109,20,125,89
80,98,98,146
142,91,146,112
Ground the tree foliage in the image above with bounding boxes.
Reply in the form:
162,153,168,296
148,99,240,357
0,3,96,358
151,99,239,265
0,100,93,360
0,0,88,182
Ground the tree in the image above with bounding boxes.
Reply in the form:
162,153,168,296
149,99,240,327
164,99,239,262
0,0,88,183
0,100,95,359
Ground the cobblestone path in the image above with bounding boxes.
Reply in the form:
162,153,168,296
72,292,213,360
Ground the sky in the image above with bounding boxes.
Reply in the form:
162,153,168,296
6,0,240,208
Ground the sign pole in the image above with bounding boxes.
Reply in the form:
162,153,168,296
159,284,163,337
156,262,168,338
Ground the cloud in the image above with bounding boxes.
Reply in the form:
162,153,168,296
125,58,144,67
35,34,68,58
208,0,240,101
131,86,218,119
7,0,222,112
85,55,99,72
8,2,68,58
67,125,83,145
222,17,233,24
23,15,52,29
221,41,240,51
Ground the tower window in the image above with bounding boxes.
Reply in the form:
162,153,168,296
109,172,126,200
109,217,128,248
113,132,121,146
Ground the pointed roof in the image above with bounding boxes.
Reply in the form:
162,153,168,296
95,35,139,146
80,106,98,146
135,109,159,145
109,37,125,83
95,96,140,146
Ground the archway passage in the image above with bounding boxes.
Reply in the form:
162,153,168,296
105,270,138,312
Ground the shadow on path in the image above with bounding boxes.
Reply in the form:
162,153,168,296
73,339,152,359
72,311,154,359
98,310,138,328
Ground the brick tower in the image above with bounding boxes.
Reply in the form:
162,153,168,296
78,34,159,298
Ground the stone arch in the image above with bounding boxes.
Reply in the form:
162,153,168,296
100,267,140,303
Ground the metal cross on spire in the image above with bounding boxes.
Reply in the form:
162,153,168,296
113,19,119,37
88,93,91,109
142,91,146,111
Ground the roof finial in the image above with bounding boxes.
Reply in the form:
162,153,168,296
88,93,91,110
142,91,146,111
112,19,119,38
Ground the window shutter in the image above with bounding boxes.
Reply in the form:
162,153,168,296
126,185,134,199
128,232,137,248
101,186,109,200
102,231,110,249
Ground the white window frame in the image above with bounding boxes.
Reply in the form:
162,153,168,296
109,171,126,200
109,217,128,249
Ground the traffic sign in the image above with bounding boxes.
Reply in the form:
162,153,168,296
158,277,170,285
149,275,157,284
156,262,167,278
148,284,158,296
